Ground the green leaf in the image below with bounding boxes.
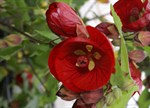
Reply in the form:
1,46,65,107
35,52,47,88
56,0,72,4
138,88,150,108
107,85,138,108
144,46,150,57
72,0,87,9
0,67,8,82
0,46,21,60
110,5,130,74
110,60,125,87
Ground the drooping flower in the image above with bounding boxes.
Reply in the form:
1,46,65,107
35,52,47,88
46,2,86,38
113,0,149,32
48,26,115,92
129,61,142,93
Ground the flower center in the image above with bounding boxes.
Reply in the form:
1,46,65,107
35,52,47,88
76,56,89,68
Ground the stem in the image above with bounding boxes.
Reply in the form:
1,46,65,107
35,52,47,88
0,21,56,46
22,50,50,94
87,13,110,21
83,0,97,18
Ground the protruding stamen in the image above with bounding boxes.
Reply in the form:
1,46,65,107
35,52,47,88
86,45,93,52
88,59,95,71
93,52,101,60
74,50,86,55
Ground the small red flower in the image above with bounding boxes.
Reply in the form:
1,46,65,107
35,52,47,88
48,26,115,92
46,2,84,38
16,71,33,87
129,61,142,93
113,0,149,32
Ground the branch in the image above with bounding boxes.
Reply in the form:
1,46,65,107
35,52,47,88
0,21,56,46
83,0,97,18
22,50,50,95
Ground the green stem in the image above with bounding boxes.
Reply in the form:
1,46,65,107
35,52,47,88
0,21,56,46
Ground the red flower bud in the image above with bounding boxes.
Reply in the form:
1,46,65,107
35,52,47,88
136,31,150,46
129,61,142,93
46,2,85,38
95,22,119,39
129,50,146,63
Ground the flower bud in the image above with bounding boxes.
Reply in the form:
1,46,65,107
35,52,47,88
105,92,115,106
135,31,150,46
129,50,146,63
0,40,7,48
46,2,85,38
80,88,103,104
56,85,79,101
112,88,122,100
96,98,106,108
4,34,22,46
95,22,119,39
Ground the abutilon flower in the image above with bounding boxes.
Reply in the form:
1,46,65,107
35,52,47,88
46,2,86,38
129,61,142,93
113,0,150,32
48,26,115,92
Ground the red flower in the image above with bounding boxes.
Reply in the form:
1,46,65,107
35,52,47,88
48,26,115,92
129,61,142,93
16,71,33,87
46,2,84,38
113,0,149,32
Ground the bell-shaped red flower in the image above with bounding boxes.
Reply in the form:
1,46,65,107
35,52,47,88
113,0,149,32
48,26,115,92
46,2,85,38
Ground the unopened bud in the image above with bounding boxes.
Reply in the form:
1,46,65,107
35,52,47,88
129,50,146,63
0,40,7,48
105,92,115,106
112,88,122,99
4,34,22,46
95,22,119,39
134,31,150,46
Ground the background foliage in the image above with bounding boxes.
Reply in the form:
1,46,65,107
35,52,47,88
0,0,150,108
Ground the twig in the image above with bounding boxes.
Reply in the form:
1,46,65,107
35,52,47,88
0,21,56,46
83,0,97,18
22,50,50,94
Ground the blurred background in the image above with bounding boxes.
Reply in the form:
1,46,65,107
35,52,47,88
0,0,150,108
